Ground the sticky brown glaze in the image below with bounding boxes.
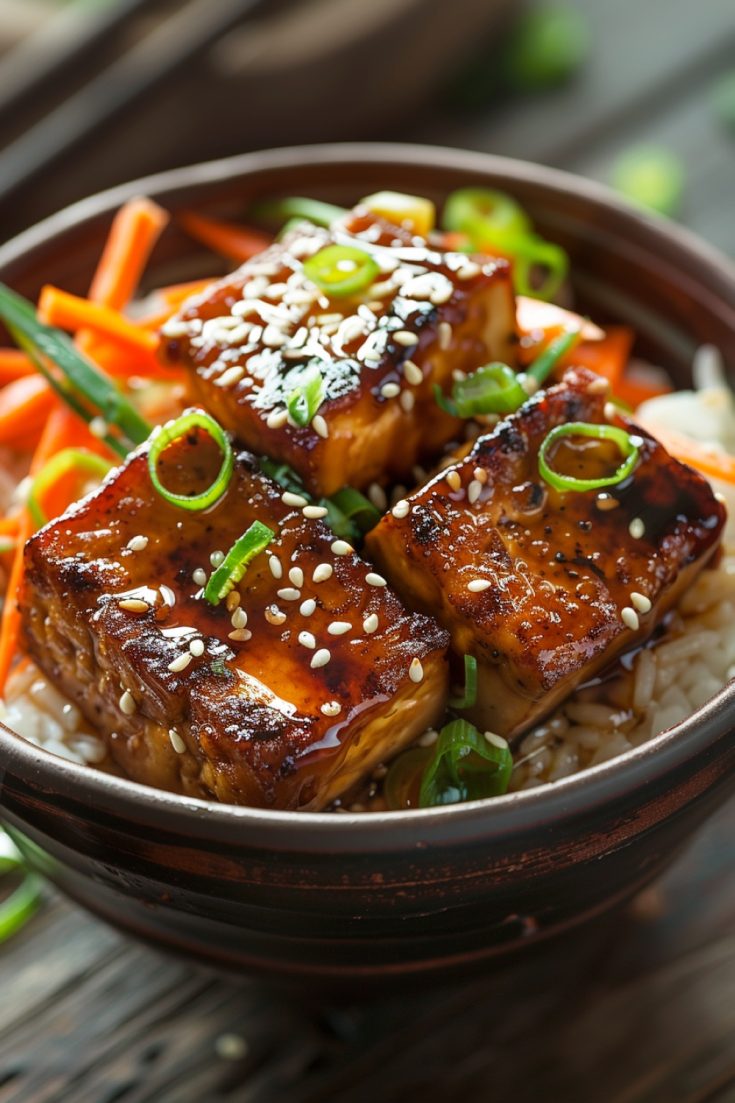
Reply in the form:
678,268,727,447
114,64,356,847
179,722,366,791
160,210,516,496
367,367,726,740
20,417,449,809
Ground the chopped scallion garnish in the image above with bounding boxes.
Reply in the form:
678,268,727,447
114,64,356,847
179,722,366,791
303,244,379,298
525,327,581,388
443,187,531,239
285,361,325,428
203,520,274,605
449,655,478,710
0,828,41,943
328,487,381,534
538,421,642,492
419,719,513,807
612,147,685,217
251,196,347,229
147,410,233,512
28,448,113,529
501,5,589,90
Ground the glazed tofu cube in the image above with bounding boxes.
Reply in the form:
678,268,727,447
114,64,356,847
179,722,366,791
366,368,725,741
161,209,515,496
21,415,449,809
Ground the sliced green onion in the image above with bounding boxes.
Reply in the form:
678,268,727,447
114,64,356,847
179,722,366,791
285,361,325,428
612,147,685,217
303,244,379,298
538,421,642,492
384,746,433,810
276,216,311,241
259,457,305,495
501,5,589,91
0,829,41,943
251,196,347,229
509,234,569,301
28,448,113,529
203,520,274,605
419,719,513,807
453,363,527,417
0,284,151,457
328,486,381,534
147,411,233,512
443,187,532,239
526,327,581,388
258,460,378,543
449,655,478,710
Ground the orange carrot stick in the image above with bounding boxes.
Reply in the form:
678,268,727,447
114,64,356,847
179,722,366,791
616,375,671,409
39,286,159,357
178,211,272,263
87,197,169,311
157,278,215,307
0,375,56,446
571,327,634,390
0,508,31,692
0,349,34,385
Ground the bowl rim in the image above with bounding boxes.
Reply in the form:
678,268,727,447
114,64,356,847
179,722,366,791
1,140,733,850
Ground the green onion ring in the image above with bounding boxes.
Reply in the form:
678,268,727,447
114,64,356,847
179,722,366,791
454,363,527,417
419,719,513,807
251,196,347,229
28,448,113,529
285,361,325,427
303,244,379,298
538,421,642,493
147,411,234,512
203,520,274,605
328,486,381,533
443,188,532,238
448,654,478,710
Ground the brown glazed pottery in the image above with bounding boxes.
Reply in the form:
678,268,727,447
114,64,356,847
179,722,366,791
0,144,733,985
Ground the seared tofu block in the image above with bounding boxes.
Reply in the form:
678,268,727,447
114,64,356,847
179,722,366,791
21,417,449,809
160,210,515,496
367,368,726,740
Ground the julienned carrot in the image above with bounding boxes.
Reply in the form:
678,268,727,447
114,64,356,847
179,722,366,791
157,278,215,307
571,326,634,390
639,423,735,486
83,334,183,381
87,197,169,311
0,349,33,385
616,375,671,409
0,375,55,446
39,286,159,357
0,508,31,693
179,211,272,263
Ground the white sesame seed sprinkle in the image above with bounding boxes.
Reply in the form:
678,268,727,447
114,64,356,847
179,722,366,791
289,566,304,588
484,732,508,750
457,262,480,280
119,689,136,715
365,572,387,587
266,408,289,429
586,376,610,395
468,579,492,592
596,495,619,512
321,701,342,717
621,606,640,631
168,652,192,674
604,402,619,422
192,568,207,587
312,414,329,439
226,591,241,612
169,729,186,754
303,505,329,520
313,563,333,584
446,470,461,491
215,365,245,389
311,648,331,669
438,322,452,350
467,479,483,504
228,628,252,642
403,359,423,386
281,491,307,508
118,598,149,613
189,638,205,657
409,658,424,683
418,728,438,747
328,621,351,635
629,517,645,539
381,381,401,399
126,535,148,552
210,550,225,567
630,591,652,614
368,483,388,511
268,555,282,579
277,587,301,601
89,415,108,438
393,330,419,347
400,390,415,412
300,598,316,616
363,613,379,634
298,631,316,649
231,607,248,629
331,540,353,556
391,499,410,518
265,605,286,625
473,467,488,484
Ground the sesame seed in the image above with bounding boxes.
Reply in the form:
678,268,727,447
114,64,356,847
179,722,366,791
169,729,186,754
452,368,467,383
467,479,483,504
391,499,410,518
265,605,286,625
159,584,175,607
226,591,241,611
126,535,148,552
321,701,342,717
438,322,452,350
393,330,419,347
311,648,331,669
468,579,491,592
303,505,328,520
299,598,316,617
312,563,333,583
281,491,307,508
629,517,645,539
215,365,245,388
118,598,149,613
586,376,610,395
621,606,640,631
168,652,193,673
192,568,207,587
473,467,488,484
409,658,424,683
380,382,401,399
520,374,539,396
268,555,282,579
228,628,252,642
368,483,388,511
484,732,508,750
715,492,727,504
630,591,652,614
430,285,453,305
89,416,108,438
277,587,301,601
231,607,248,629
119,690,136,715
312,414,329,439
266,408,289,429
403,360,423,386
446,470,461,491
289,566,304,587
189,638,205,657
365,572,387,587
457,262,480,280
331,540,353,556
363,613,379,634
596,495,619,512
418,728,438,747
298,631,316,649
328,621,351,635
210,550,225,567
400,390,415,412
604,402,619,422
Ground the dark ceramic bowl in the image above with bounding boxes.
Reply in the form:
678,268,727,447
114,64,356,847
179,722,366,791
0,144,734,985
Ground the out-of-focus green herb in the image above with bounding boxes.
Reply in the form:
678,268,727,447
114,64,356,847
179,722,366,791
419,720,513,807
0,828,41,943
502,5,590,91
711,70,735,133
612,146,685,217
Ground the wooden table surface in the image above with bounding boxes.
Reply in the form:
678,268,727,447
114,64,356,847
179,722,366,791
1,1,734,1099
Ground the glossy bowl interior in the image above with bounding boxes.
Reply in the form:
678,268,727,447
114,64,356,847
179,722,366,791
0,144,734,985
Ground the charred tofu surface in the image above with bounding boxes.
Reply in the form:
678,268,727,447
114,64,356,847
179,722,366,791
20,423,449,810
160,210,515,496
367,368,726,740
